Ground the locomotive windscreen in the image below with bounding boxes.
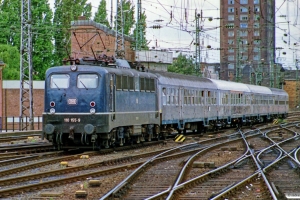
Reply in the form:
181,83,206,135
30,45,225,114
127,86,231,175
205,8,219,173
50,74,70,89
77,74,99,89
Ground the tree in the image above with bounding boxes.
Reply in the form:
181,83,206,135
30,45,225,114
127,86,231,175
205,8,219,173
114,0,135,35
0,0,54,80
53,0,92,66
168,53,196,75
132,11,148,50
122,0,135,35
94,0,110,27
31,0,54,80
0,44,20,80
0,0,21,47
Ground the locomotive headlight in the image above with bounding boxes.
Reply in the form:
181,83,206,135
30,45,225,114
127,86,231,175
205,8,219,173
50,108,55,114
70,65,77,71
90,108,95,114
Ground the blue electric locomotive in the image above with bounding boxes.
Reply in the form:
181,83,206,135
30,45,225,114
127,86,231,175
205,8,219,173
43,56,289,150
43,57,160,150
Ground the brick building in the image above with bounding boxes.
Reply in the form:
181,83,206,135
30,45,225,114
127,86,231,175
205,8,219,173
70,17,135,62
283,70,300,110
1,80,44,130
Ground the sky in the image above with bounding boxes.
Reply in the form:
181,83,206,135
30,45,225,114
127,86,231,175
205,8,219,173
49,0,300,69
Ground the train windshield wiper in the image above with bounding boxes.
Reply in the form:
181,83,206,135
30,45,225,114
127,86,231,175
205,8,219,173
53,81,60,90
80,80,88,90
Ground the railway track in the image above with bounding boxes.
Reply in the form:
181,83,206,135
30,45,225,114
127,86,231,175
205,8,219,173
0,134,41,143
1,121,300,199
0,142,54,154
0,128,245,198
100,123,300,200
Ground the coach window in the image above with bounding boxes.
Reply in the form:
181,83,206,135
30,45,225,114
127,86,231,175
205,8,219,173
222,93,228,104
212,91,216,104
190,90,195,104
197,91,202,105
174,89,178,105
184,89,187,104
201,91,205,104
134,77,139,91
168,88,172,104
238,94,241,104
77,74,98,89
263,96,267,104
162,87,167,105
170,88,174,104
206,91,209,104
50,74,70,89
246,95,251,104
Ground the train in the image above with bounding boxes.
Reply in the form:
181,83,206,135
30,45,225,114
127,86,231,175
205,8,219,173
42,55,289,150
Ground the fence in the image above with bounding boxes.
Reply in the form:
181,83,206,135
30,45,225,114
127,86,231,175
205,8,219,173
1,116,43,132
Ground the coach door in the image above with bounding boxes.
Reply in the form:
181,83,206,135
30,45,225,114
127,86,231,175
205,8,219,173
179,87,184,120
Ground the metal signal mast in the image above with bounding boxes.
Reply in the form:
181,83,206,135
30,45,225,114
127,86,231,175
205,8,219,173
115,0,125,59
195,10,201,76
20,0,34,130
135,0,143,50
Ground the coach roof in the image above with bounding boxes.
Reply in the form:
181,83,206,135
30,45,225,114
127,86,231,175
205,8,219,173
152,71,217,89
209,79,251,92
246,84,272,94
269,87,288,96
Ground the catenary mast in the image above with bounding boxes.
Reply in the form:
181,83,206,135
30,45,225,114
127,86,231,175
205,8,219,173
115,0,125,59
20,0,34,130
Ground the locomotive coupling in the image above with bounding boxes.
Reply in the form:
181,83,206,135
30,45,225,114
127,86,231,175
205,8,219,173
69,126,74,140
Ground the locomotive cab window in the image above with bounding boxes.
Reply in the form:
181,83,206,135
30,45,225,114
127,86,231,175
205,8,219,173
50,74,70,89
77,74,98,89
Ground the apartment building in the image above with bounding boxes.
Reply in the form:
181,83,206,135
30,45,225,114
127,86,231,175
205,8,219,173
220,0,276,86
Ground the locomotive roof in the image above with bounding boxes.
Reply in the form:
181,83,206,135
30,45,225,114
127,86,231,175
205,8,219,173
46,65,157,78
103,66,157,78
245,84,272,94
150,70,217,89
209,79,251,92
